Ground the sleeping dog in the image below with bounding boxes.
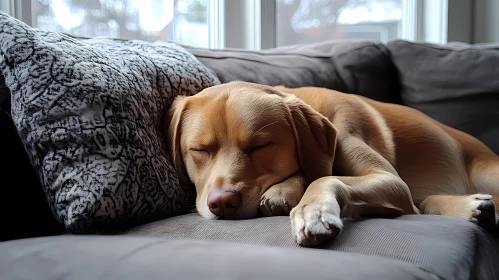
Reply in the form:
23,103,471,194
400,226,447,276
166,81,499,246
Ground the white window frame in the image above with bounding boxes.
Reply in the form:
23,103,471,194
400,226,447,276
402,0,419,41
421,0,448,43
1,0,32,26
2,0,466,50
208,0,225,48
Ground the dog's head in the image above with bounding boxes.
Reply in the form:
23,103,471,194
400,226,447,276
166,82,337,219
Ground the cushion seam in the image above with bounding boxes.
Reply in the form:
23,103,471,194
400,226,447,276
192,43,387,60
389,39,499,52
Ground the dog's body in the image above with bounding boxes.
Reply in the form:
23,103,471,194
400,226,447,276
167,81,499,246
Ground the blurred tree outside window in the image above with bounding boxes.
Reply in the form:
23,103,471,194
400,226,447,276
277,0,402,46
30,0,406,49
31,0,210,48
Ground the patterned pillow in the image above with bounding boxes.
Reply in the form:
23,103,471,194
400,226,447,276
0,12,220,233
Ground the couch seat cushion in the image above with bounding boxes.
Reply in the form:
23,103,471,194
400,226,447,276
117,213,499,280
0,235,439,280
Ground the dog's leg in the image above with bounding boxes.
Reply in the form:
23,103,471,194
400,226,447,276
260,172,308,216
290,173,419,246
290,137,419,247
463,156,499,229
419,194,498,230
470,159,499,213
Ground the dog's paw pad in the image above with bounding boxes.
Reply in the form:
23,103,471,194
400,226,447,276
469,194,497,229
476,199,497,228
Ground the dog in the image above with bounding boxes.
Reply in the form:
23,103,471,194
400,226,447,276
166,81,499,246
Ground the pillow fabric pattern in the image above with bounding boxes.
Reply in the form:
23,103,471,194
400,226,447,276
0,12,220,233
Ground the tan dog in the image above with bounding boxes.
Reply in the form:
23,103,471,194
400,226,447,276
166,81,499,246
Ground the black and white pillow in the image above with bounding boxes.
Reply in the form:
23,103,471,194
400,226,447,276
0,12,220,233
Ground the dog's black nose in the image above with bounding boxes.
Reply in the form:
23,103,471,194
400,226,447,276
207,190,241,218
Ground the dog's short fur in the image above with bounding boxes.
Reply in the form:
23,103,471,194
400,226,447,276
166,81,499,246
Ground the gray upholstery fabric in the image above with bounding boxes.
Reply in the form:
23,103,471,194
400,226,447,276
187,40,402,103
118,213,499,280
387,40,499,154
0,235,440,280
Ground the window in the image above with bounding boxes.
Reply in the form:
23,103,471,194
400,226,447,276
30,0,221,48
276,0,412,46
2,0,449,50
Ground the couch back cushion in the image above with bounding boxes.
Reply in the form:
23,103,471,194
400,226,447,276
187,40,402,104
387,40,499,154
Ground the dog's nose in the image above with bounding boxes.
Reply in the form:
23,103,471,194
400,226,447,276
207,190,241,218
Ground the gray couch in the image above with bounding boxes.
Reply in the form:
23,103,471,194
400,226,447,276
1,39,499,280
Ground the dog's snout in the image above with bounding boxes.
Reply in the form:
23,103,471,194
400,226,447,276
207,190,241,218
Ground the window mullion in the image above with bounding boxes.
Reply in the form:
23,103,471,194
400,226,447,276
401,0,418,41
209,0,225,49
421,0,448,43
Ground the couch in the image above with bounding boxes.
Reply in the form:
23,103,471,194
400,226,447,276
1,38,499,280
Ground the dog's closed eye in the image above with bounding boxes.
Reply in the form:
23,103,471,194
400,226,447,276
189,142,217,154
190,147,208,152
246,142,274,154
189,147,211,158
252,142,273,150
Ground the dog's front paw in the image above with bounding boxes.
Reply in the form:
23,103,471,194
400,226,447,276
290,199,343,247
259,174,306,217
468,194,498,229
259,186,302,217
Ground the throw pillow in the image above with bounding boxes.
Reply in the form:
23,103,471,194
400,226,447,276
0,12,220,233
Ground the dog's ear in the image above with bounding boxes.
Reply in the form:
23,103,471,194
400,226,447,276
284,94,338,182
165,96,190,185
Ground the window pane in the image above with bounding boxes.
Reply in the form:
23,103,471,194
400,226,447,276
277,0,403,46
31,0,210,48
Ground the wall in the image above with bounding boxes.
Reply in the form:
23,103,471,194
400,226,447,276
473,0,499,43
447,0,472,43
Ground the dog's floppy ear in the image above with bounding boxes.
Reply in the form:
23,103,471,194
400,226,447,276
165,96,190,185
284,94,338,182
